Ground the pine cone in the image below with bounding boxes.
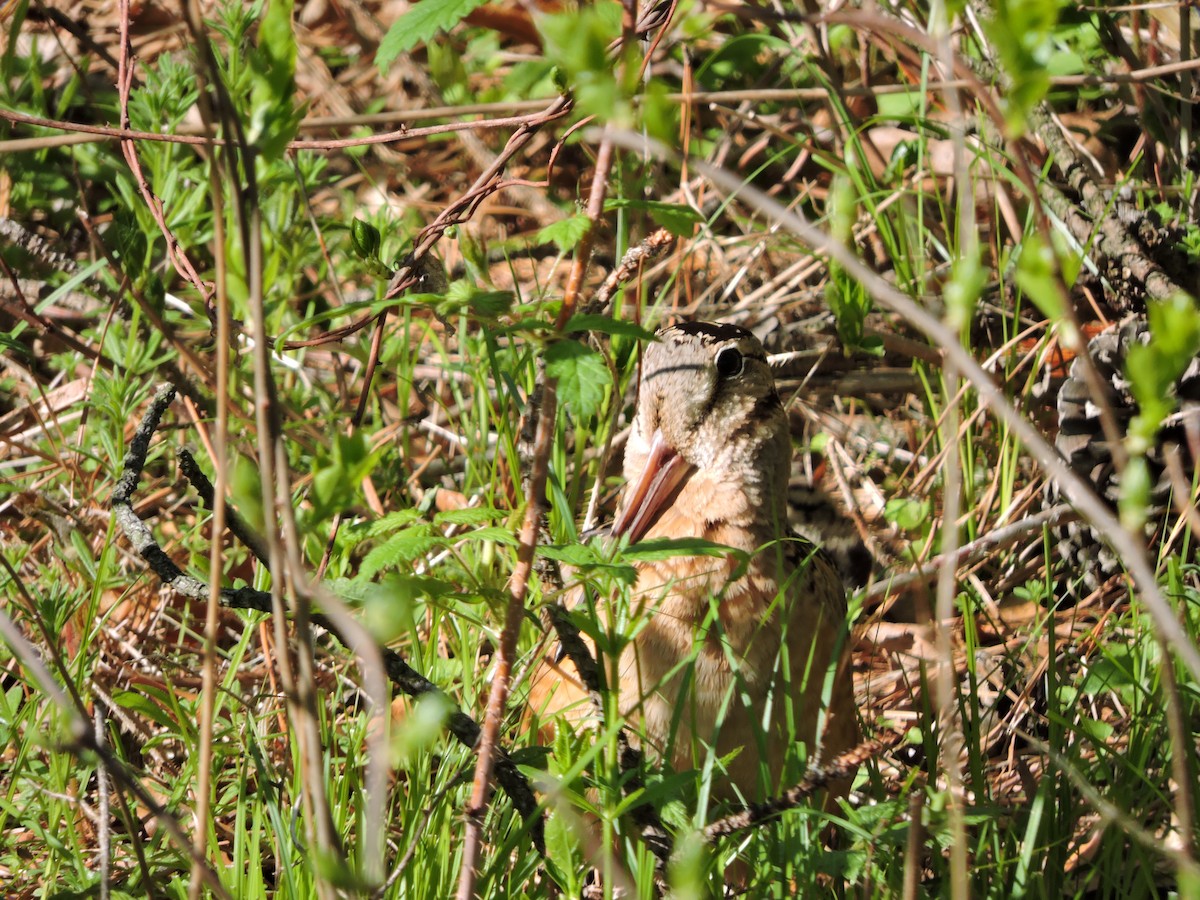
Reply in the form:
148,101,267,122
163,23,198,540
1053,318,1200,593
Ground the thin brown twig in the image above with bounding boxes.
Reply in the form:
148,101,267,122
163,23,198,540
3,48,1198,149
313,310,390,582
7,56,1200,153
540,600,675,868
585,227,676,317
115,6,211,312
0,257,112,369
861,503,1077,606
73,211,217,389
455,124,618,900
383,95,573,308
457,377,559,900
182,17,232,896
0,103,572,152
702,732,903,841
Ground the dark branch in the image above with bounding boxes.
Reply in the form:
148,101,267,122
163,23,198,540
112,385,546,855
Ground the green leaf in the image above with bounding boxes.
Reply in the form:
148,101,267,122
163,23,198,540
309,432,385,520
985,0,1059,135
544,340,610,419
231,454,267,537
460,526,519,544
638,80,681,146
377,0,490,72
360,526,443,579
111,688,180,732
361,579,415,644
467,290,515,318
538,4,630,124
433,506,504,526
357,509,426,540
538,544,637,581
543,813,584,895
563,314,657,342
1126,295,1200,453
248,0,302,159
603,199,702,238
1014,234,1074,337
944,245,986,332
536,214,592,253
441,282,514,318
258,0,296,94
537,543,605,566
0,334,30,359
621,537,737,561
884,497,930,531
825,270,877,355
391,693,454,766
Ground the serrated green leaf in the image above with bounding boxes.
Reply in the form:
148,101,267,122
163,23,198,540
361,526,442,579
459,526,519,544
544,340,610,419
433,506,504,526
358,509,426,540
538,543,605,566
377,0,490,72
536,214,591,253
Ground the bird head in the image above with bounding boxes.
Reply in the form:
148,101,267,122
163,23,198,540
613,322,789,543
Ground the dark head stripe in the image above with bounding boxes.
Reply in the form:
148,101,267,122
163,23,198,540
667,321,753,344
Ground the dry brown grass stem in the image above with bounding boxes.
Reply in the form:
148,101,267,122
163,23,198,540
136,0,233,888
456,132,618,900
0,103,572,153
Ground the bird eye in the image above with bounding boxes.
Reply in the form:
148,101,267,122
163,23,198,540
715,347,744,379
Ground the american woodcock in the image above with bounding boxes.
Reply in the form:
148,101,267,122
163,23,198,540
528,321,858,805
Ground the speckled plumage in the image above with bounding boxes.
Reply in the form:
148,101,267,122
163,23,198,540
529,322,858,803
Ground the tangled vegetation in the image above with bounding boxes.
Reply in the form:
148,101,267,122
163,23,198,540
2,0,1199,896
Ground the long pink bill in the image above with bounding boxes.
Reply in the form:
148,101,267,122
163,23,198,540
611,430,693,544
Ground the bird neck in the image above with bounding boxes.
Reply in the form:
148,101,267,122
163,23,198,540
655,437,790,548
